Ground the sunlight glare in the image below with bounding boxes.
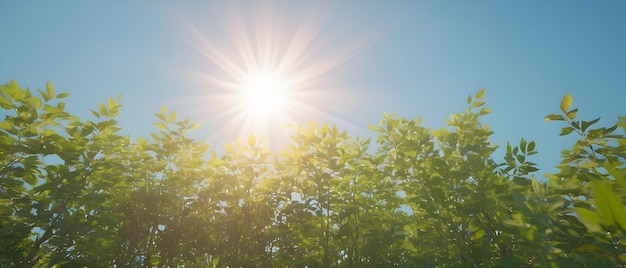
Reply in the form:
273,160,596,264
181,3,374,148
240,69,290,119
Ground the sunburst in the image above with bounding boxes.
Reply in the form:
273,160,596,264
181,3,371,149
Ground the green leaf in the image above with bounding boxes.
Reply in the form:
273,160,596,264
154,122,168,130
560,127,575,136
467,94,472,104
108,97,116,110
580,160,600,169
472,101,485,108
81,126,94,137
528,141,536,152
531,178,543,195
591,180,626,231
476,88,486,99
89,109,100,118
581,117,601,132
46,81,55,99
575,207,603,233
189,123,200,130
560,92,572,114
56,93,70,99
567,108,578,120
545,114,564,122
0,121,13,132
155,113,166,122
0,93,12,109
99,103,107,117
479,107,490,115
168,111,177,122
28,96,41,110
603,160,626,188
38,89,51,102
471,229,485,240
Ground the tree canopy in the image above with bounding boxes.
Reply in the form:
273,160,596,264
1,80,625,267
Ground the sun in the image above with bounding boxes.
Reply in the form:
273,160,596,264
181,3,373,148
239,68,290,120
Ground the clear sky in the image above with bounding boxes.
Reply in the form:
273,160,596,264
1,1,625,175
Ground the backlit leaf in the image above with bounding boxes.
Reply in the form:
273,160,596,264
89,109,100,118
476,88,486,99
545,114,564,121
108,97,115,109
575,207,603,233
56,93,70,99
567,108,578,120
560,92,572,113
38,89,51,102
591,180,626,231
603,160,626,188
154,122,168,130
248,135,256,148
46,81,55,98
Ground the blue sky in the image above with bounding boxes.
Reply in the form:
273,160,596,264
1,1,625,175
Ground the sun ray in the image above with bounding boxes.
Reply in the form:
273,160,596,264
179,3,375,149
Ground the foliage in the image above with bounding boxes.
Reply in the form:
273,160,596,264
1,80,624,267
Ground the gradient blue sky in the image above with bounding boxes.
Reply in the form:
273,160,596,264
1,1,625,175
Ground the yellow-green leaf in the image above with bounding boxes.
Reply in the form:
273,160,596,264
580,160,600,169
591,180,626,231
56,93,70,99
38,89,51,102
248,135,256,147
108,97,115,109
575,207,603,233
225,143,234,154
560,127,575,136
560,92,572,114
471,229,485,240
567,108,578,120
99,103,107,116
545,114,564,122
476,88,486,99
154,122,167,130
0,121,13,132
603,160,626,188
46,81,55,98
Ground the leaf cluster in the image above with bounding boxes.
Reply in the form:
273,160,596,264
1,81,625,267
